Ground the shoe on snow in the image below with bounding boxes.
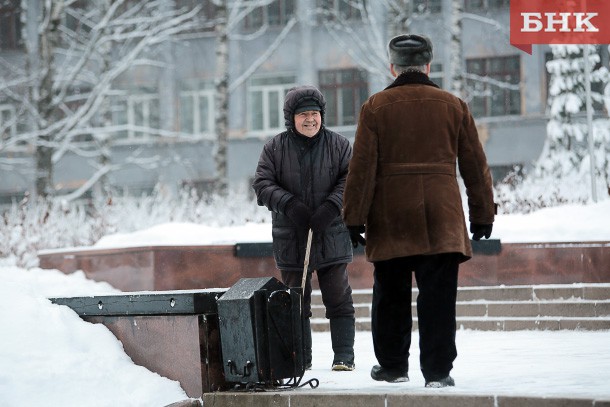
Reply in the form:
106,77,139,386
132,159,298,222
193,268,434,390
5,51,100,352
370,365,409,383
331,361,355,371
425,376,455,388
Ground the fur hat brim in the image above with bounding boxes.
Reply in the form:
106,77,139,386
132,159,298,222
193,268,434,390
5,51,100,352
294,97,322,114
388,34,433,66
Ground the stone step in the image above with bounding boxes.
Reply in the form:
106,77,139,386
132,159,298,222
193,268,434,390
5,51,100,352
312,300,610,319
456,284,610,302
312,301,610,321
309,283,610,331
310,316,610,332
312,284,610,305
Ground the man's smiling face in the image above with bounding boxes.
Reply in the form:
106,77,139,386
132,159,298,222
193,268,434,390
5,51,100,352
294,111,321,137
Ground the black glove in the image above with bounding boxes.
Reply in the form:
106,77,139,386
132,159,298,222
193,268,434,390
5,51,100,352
470,223,493,241
285,199,312,229
348,225,366,248
310,202,339,232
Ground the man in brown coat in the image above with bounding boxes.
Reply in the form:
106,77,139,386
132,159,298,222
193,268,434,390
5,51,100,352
342,34,495,387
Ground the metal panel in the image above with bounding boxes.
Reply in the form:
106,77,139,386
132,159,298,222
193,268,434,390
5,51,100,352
217,277,304,384
49,289,225,316
472,239,502,255
234,242,273,257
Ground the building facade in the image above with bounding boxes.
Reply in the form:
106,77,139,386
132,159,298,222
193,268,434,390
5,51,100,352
0,0,607,203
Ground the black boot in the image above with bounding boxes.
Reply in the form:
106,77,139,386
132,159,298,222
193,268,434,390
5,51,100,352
425,375,455,388
329,317,355,371
302,317,312,370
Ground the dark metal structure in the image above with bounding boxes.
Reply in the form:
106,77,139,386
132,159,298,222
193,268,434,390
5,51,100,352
50,278,312,395
50,289,225,316
50,289,228,397
216,277,305,386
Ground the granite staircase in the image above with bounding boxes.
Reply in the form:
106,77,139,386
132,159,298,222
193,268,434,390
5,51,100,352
310,283,610,331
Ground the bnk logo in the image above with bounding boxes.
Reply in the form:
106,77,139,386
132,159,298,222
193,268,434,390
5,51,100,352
510,0,610,54
521,12,598,32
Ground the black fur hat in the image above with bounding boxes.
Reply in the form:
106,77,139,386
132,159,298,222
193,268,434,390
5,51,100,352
283,85,326,128
388,34,433,66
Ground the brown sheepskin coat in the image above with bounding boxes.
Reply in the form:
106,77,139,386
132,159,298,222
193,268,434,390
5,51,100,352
342,72,495,263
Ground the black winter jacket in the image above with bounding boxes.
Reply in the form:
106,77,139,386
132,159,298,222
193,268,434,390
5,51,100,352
253,128,353,271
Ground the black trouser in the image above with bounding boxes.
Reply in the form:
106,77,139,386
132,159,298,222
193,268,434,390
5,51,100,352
281,262,355,319
372,253,459,382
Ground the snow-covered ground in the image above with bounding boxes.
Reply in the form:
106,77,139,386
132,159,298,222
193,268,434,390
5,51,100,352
309,330,610,399
1,200,610,406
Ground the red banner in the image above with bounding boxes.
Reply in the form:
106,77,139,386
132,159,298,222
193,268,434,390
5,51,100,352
510,0,610,54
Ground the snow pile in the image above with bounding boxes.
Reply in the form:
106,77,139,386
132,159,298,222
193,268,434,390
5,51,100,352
85,199,610,247
0,266,188,407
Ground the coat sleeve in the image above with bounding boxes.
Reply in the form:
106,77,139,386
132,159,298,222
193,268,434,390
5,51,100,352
342,101,378,226
324,136,352,212
456,101,495,224
252,139,294,214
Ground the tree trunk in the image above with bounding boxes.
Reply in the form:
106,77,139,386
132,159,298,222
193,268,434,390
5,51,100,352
34,0,63,198
214,0,229,196
448,0,464,98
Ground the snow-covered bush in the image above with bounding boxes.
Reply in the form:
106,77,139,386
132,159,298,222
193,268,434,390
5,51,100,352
0,183,269,268
493,44,610,213
0,194,94,268
1,175,608,268
494,166,591,214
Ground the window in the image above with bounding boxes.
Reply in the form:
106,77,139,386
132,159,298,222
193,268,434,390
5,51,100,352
413,0,442,13
429,62,444,89
180,87,215,139
487,0,510,9
110,91,160,140
0,104,16,142
267,0,294,26
465,0,509,11
0,0,22,50
466,56,521,117
319,68,368,127
127,95,160,139
64,1,93,35
317,0,365,22
248,75,296,133
244,0,295,30
175,0,218,32
176,0,217,17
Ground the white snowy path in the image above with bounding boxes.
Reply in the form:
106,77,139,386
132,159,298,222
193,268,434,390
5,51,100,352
306,330,610,399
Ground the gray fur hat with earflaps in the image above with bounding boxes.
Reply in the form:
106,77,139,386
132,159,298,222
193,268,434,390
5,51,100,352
388,34,433,66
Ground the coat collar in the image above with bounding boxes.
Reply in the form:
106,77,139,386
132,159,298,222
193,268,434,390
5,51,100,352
385,71,440,90
290,128,323,145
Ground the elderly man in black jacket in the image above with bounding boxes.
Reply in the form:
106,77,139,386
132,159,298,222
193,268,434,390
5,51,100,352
253,85,356,371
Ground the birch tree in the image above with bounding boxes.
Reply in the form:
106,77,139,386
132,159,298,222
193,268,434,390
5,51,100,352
448,0,463,97
1,0,202,199
210,0,298,195
213,0,229,195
